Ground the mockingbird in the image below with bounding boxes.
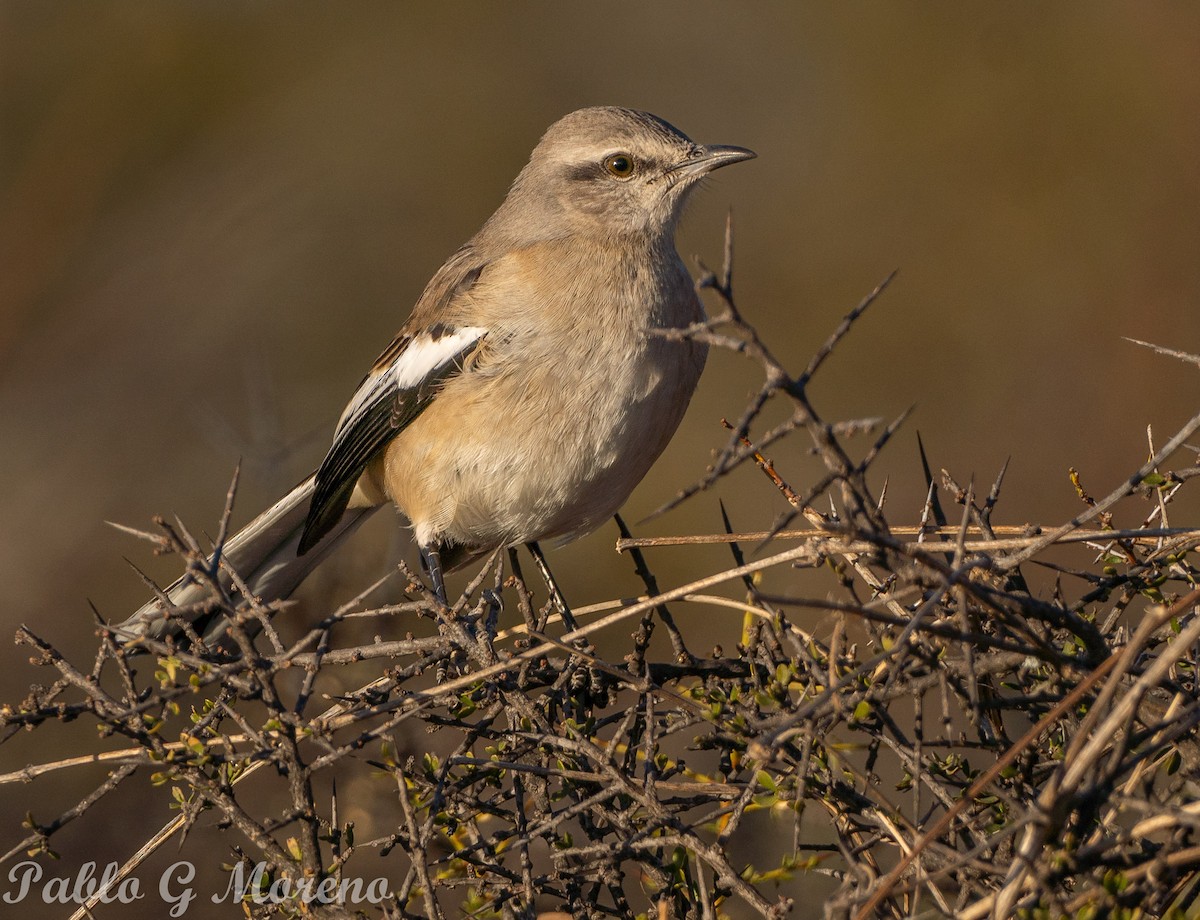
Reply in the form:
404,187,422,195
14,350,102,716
115,106,754,644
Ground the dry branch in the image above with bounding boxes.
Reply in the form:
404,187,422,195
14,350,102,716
4,235,1200,920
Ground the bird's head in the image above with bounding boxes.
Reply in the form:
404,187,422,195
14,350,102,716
498,106,755,242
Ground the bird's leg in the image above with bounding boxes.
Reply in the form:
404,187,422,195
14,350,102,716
419,544,448,605
525,541,579,631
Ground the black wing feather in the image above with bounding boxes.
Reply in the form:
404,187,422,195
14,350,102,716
297,333,482,555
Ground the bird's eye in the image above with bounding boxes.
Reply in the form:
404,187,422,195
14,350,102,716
603,153,635,178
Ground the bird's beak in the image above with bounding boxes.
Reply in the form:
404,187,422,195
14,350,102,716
672,144,757,179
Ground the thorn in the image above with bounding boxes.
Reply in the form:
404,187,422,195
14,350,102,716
916,432,947,527
106,520,165,543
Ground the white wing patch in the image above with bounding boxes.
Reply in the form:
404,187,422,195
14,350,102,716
393,327,486,388
333,325,487,437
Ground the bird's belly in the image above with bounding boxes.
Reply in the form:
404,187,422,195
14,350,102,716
376,337,703,552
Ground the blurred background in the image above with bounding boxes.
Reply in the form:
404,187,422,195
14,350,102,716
3,2,1200,914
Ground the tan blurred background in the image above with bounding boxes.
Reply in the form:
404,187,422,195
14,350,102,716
3,2,1200,913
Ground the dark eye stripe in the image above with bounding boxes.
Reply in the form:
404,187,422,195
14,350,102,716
566,163,605,183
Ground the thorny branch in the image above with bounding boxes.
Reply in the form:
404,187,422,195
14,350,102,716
3,228,1200,919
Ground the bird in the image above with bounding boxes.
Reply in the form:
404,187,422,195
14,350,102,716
114,106,754,646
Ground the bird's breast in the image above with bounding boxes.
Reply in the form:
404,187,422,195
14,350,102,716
377,246,706,552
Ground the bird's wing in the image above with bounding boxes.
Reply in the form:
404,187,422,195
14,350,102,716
298,252,487,553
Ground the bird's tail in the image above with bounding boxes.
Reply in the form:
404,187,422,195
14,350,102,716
113,475,377,645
